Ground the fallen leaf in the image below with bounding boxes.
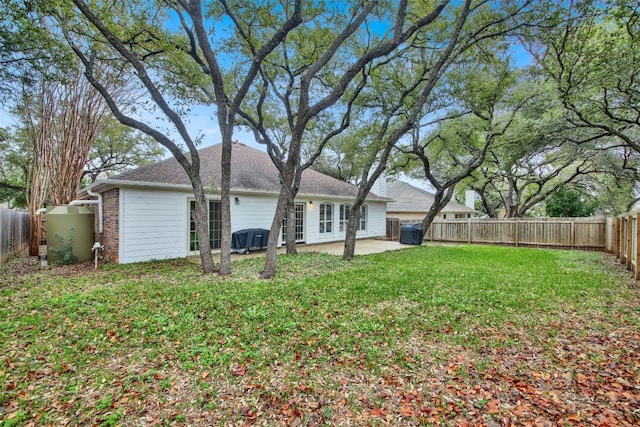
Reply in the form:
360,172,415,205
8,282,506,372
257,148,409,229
370,408,385,417
400,405,413,417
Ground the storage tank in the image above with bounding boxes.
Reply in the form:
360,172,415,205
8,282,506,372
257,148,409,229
46,205,95,265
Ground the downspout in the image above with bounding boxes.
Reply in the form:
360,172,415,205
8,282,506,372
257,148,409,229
69,189,103,233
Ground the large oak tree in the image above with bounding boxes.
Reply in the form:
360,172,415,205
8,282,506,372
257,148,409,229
50,0,304,274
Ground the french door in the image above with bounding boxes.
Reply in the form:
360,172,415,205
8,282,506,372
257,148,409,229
282,203,305,243
189,200,221,251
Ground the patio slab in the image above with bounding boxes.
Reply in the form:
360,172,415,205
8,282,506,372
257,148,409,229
190,238,411,264
296,239,407,255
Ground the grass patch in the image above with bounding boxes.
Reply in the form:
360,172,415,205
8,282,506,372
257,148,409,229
1,245,638,426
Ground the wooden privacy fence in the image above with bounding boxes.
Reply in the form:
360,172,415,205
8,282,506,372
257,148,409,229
0,208,30,266
613,211,640,280
424,217,609,252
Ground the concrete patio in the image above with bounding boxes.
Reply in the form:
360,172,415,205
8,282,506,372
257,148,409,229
296,238,407,256
191,238,410,264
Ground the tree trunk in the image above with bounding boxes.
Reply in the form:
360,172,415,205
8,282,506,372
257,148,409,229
262,147,302,278
504,205,521,218
627,197,640,212
342,145,395,261
260,189,288,279
218,137,232,275
27,167,48,257
191,180,216,273
421,189,454,236
472,185,497,218
285,197,298,255
28,214,41,257
343,205,362,261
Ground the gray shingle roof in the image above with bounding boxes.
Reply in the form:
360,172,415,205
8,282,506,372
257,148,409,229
386,180,474,213
107,142,385,201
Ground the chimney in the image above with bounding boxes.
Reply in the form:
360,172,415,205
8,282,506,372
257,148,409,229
371,175,387,197
465,190,476,210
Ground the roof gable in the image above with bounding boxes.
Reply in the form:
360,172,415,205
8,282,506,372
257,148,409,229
107,142,385,201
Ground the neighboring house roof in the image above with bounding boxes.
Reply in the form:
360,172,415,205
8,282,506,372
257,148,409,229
386,180,475,214
88,142,386,201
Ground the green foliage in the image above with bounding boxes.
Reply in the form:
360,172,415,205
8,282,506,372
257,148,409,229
545,186,598,217
95,394,113,411
530,1,640,154
82,117,165,183
99,410,122,427
0,126,28,208
0,0,77,98
50,228,78,265
455,69,635,218
0,410,27,426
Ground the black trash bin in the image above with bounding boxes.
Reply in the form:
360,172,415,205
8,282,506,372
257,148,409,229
231,228,270,253
399,223,423,245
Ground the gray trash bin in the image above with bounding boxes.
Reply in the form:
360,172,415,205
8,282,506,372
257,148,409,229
399,223,423,245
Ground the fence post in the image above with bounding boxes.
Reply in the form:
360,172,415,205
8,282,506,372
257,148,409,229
514,220,519,247
570,220,575,250
636,214,640,280
613,218,620,257
618,216,627,264
626,215,633,271
467,219,471,244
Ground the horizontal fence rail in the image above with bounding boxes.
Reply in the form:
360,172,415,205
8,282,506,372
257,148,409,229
425,217,608,251
0,208,30,266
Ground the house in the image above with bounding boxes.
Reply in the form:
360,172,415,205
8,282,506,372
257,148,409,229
79,142,388,263
386,180,476,222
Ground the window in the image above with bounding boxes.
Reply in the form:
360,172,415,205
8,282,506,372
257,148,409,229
209,201,221,248
359,204,368,231
189,200,221,251
339,204,351,232
319,203,333,234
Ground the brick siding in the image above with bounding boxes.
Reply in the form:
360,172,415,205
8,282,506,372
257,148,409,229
97,188,119,263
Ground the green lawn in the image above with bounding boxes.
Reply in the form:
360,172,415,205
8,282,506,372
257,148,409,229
1,245,638,426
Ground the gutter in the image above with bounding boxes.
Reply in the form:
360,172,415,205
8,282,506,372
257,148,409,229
86,178,390,202
69,189,103,233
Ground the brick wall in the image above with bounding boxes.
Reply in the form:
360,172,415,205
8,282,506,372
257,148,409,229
98,188,120,263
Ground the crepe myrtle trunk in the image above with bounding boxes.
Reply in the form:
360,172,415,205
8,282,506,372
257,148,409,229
29,214,41,257
191,179,217,273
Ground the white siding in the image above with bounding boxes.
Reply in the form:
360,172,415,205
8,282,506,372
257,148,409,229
118,188,387,263
365,201,387,238
305,199,386,244
120,188,188,263
230,194,277,231
371,176,387,197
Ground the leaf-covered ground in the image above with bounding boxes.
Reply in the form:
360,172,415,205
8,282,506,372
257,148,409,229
1,245,638,426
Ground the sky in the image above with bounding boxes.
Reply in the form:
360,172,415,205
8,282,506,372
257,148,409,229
0,44,535,196
0,3,535,195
